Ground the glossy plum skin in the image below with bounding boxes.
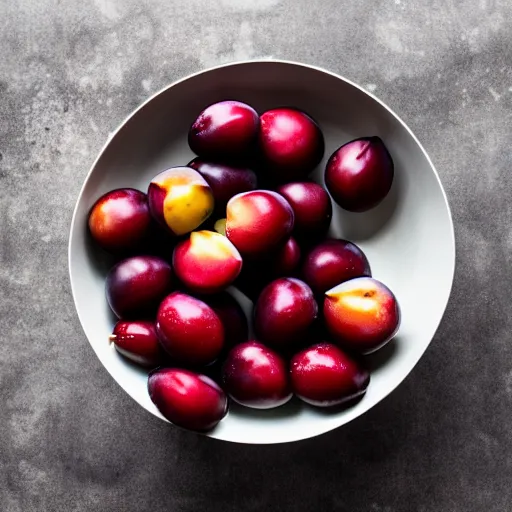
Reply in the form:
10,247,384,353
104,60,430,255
301,239,371,296
325,136,394,212
156,292,224,366
259,108,324,181
324,277,400,354
173,230,242,294
88,188,152,254
105,256,173,319
290,343,370,407
222,341,292,409
276,182,332,240
254,278,318,349
188,100,259,159
148,368,228,432
188,158,257,215
110,320,164,367
226,190,294,257
147,167,214,236
272,236,301,277
206,292,249,348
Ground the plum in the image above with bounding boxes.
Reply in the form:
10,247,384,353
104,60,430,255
188,100,259,159
205,292,249,349
259,108,324,181
254,278,318,349
325,136,394,212
324,277,400,354
173,230,242,294
105,256,173,319
188,158,257,215
272,236,301,277
156,292,224,366
225,190,294,258
147,167,214,235
290,343,370,407
109,320,164,367
148,368,228,431
88,188,152,254
276,182,332,240
222,341,292,409
301,239,371,296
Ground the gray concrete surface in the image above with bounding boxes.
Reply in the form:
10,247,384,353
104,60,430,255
1,0,511,510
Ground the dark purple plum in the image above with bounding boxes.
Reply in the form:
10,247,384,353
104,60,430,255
148,368,228,431
105,256,173,319
222,341,292,409
254,278,318,350
276,182,332,240
188,158,257,215
325,136,394,212
301,239,371,296
188,100,259,159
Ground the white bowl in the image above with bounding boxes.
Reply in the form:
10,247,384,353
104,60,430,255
69,60,455,444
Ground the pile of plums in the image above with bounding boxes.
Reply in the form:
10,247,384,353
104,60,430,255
88,100,400,433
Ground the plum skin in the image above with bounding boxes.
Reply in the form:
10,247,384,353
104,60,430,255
324,277,400,354
105,255,173,319
259,108,325,181
301,239,371,296
222,341,292,409
276,182,332,240
225,190,294,257
88,188,152,254
253,277,318,349
148,368,228,432
188,100,259,159
110,320,164,367
325,136,394,212
156,292,225,366
188,158,257,214
290,343,370,407
147,167,214,236
172,230,242,294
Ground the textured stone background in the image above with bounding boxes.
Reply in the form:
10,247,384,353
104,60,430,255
1,0,511,510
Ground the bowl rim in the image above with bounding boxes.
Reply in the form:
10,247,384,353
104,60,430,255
68,59,456,444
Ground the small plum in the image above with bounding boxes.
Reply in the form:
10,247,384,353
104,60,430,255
276,182,332,240
188,100,259,159
156,292,224,366
148,368,228,431
301,239,371,296
259,108,324,181
147,167,214,235
188,158,257,214
173,230,242,294
88,188,152,254
225,190,294,257
222,341,292,409
290,343,370,407
254,278,318,349
324,277,400,354
106,256,173,319
325,136,394,212
109,320,164,367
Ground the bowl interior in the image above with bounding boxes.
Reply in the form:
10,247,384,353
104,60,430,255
69,61,455,444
